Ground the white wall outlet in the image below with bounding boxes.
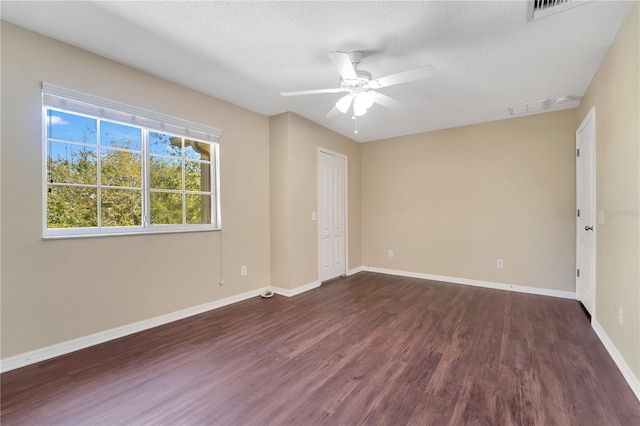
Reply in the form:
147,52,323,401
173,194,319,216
311,211,317,221
388,249,394,258
617,306,623,325
241,265,247,276
497,259,504,269
599,210,605,225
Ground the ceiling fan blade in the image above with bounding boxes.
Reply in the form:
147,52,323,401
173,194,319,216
326,106,341,118
373,92,403,110
328,51,358,80
335,94,354,113
369,65,436,89
280,88,344,96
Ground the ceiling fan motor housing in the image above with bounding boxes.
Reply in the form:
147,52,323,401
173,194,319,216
349,51,364,64
340,70,372,92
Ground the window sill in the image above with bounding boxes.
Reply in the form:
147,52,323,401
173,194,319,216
43,225,221,240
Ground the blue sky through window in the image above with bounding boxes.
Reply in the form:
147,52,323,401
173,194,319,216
47,110,143,149
101,121,141,151
47,110,96,144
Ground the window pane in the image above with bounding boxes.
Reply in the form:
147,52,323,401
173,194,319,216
184,140,212,161
47,141,97,185
101,148,141,188
149,132,182,156
101,188,142,227
43,97,221,236
150,156,182,190
100,121,141,150
150,192,183,225
186,194,211,224
47,186,97,228
185,160,211,192
47,110,97,144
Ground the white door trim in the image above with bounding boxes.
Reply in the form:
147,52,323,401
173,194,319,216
576,106,596,316
318,147,348,282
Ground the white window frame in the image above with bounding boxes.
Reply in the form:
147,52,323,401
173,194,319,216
42,83,222,239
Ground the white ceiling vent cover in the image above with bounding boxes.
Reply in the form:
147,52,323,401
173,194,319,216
529,0,592,21
508,99,550,116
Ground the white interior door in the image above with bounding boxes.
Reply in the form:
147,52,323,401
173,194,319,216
318,150,346,282
576,107,596,315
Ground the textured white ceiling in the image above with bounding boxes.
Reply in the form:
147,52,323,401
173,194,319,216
1,1,633,142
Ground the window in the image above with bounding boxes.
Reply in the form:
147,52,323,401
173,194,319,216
43,83,221,238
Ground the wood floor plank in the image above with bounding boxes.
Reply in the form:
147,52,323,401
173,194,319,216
558,343,626,425
407,392,458,425
495,365,523,426
328,355,409,425
2,272,639,425
448,376,498,426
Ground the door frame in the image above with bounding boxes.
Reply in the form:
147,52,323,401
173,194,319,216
317,147,349,282
576,106,596,316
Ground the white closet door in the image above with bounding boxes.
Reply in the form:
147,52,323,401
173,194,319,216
318,151,346,282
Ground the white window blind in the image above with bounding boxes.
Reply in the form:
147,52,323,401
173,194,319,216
42,83,222,143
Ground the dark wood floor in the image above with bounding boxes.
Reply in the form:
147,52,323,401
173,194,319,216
2,272,639,425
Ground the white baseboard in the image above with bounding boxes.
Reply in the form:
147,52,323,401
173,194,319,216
362,266,576,300
273,280,321,297
1,279,326,373
0,286,271,374
592,319,640,401
347,266,364,276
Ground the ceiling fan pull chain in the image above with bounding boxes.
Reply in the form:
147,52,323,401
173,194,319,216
353,115,359,134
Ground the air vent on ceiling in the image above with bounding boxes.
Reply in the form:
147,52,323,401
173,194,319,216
508,99,550,116
529,0,591,21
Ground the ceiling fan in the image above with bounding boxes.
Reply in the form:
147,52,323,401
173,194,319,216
280,51,436,117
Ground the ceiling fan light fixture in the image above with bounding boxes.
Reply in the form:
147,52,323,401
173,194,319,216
353,103,368,117
354,91,375,111
336,94,353,113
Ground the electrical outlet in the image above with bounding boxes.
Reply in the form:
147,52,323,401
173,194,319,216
241,265,247,276
388,249,394,258
497,259,504,269
618,306,624,325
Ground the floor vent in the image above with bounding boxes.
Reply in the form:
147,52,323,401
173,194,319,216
529,0,591,21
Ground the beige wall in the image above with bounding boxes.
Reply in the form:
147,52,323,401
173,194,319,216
0,23,271,358
269,113,291,289
362,109,577,291
270,112,361,289
577,3,639,379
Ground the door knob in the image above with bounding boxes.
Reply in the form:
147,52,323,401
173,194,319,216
585,226,593,231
